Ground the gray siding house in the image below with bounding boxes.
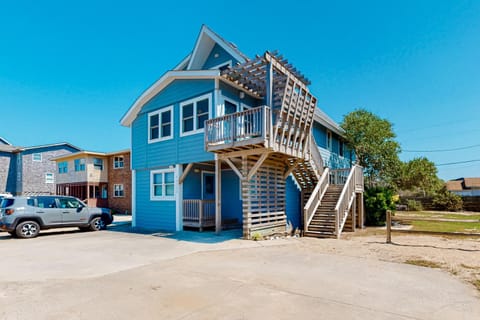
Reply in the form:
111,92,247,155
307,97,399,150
0,138,80,195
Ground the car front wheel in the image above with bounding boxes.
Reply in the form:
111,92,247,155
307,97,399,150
16,221,40,239
89,217,105,231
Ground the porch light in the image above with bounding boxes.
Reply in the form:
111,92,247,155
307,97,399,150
239,92,245,99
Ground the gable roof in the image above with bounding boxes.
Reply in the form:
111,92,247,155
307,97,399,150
51,149,131,161
464,177,480,188
0,137,11,145
446,180,463,191
22,142,81,152
314,107,345,137
186,25,248,70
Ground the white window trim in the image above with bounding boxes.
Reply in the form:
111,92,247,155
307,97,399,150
326,130,333,151
240,102,251,112
58,161,68,174
74,158,86,172
113,184,125,198
221,96,239,116
209,60,232,70
150,168,176,201
180,93,212,137
113,156,125,169
32,153,42,162
45,172,54,184
148,105,174,143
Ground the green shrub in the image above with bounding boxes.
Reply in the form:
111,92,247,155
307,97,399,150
364,187,397,226
432,187,463,211
407,199,423,211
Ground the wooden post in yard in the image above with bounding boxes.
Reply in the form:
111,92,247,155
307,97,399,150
386,210,392,244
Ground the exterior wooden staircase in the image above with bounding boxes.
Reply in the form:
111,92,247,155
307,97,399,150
304,185,342,238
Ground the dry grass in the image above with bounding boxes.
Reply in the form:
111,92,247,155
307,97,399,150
405,259,442,269
472,279,480,292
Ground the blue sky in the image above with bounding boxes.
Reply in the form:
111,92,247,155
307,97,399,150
1,0,479,180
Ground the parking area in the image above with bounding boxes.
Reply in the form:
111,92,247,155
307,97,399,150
0,221,479,320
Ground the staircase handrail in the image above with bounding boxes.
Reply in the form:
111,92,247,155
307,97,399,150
309,134,324,178
334,165,360,237
304,167,330,231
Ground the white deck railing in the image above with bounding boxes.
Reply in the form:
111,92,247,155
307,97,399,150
334,165,363,238
205,105,271,151
183,199,215,231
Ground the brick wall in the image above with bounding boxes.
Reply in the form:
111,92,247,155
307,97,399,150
107,152,132,214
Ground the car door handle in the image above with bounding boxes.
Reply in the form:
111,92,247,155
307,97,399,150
62,211,70,214
36,211,45,213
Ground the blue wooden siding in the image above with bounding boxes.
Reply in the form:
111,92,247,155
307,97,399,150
312,121,354,169
131,79,215,170
219,82,262,109
203,43,239,69
221,170,242,224
285,176,301,230
135,169,177,230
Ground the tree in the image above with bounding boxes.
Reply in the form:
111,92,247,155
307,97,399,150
341,109,401,187
397,157,442,196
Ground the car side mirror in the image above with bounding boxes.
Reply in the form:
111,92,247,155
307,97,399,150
77,206,84,212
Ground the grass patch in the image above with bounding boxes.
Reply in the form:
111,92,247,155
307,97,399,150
396,211,480,221
405,259,442,269
410,220,480,233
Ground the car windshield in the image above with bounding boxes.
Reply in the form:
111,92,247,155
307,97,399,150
0,198,14,208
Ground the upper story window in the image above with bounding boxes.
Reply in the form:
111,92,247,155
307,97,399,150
32,153,42,162
151,169,175,200
223,97,238,115
326,130,333,151
74,158,86,171
180,93,211,137
58,161,68,174
113,184,124,197
113,156,124,169
93,158,104,170
148,106,173,143
45,173,54,184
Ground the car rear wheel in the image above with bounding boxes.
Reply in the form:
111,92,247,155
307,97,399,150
16,221,40,239
89,217,105,231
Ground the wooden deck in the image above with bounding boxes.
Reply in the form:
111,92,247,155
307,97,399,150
183,199,215,231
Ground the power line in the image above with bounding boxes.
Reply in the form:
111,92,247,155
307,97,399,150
404,143,480,153
435,159,480,167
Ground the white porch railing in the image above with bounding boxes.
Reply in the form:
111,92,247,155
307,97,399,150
205,105,271,151
183,199,215,231
304,167,330,229
334,165,363,238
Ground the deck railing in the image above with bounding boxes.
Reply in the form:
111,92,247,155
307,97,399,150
205,105,271,152
330,168,350,185
183,199,215,231
304,167,330,230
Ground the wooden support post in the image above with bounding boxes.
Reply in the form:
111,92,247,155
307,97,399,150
224,158,244,180
266,62,273,107
179,163,193,184
215,157,222,234
386,210,392,244
199,200,204,232
247,152,270,180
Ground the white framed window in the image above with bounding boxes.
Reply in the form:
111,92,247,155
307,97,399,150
74,158,86,171
148,106,173,143
32,153,42,162
113,156,124,169
326,130,333,151
58,161,68,174
150,169,175,200
113,184,124,197
45,173,54,184
223,96,238,115
93,158,104,170
180,93,211,137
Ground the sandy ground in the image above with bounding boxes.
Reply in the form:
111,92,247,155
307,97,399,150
339,229,480,290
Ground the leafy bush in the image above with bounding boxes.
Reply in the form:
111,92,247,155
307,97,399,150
407,199,423,211
364,187,397,226
432,187,463,211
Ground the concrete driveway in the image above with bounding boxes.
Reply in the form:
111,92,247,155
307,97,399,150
0,224,479,320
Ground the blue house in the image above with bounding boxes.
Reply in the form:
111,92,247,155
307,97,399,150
121,26,364,239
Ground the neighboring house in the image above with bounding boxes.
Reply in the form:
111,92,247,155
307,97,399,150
0,138,80,195
53,150,132,213
446,178,480,196
121,25,364,239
